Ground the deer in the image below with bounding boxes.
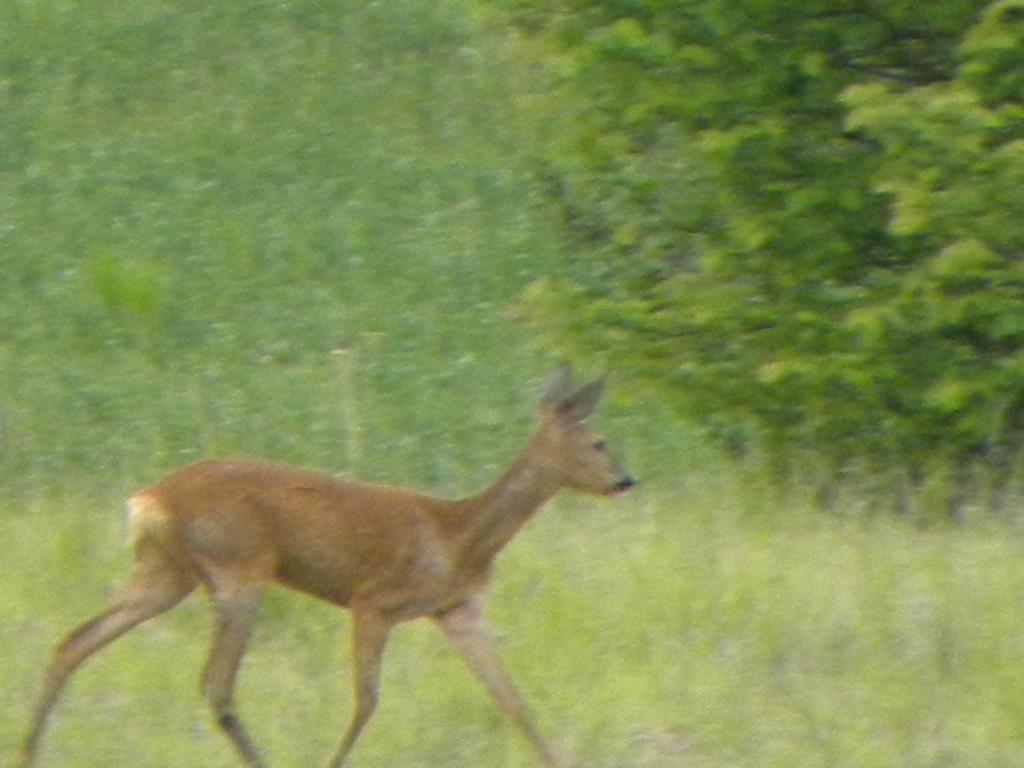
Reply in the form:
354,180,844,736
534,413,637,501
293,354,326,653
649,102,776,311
18,366,636,768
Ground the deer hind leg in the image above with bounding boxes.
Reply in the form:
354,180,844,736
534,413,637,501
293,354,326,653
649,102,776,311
20,543,196,765
200,575,267,768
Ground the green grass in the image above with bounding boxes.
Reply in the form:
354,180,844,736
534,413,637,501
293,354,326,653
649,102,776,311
1,0,573,501
5,2,1024,767
6,487,1024,767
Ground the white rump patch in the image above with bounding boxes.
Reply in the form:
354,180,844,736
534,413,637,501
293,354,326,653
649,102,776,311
125,493,167,547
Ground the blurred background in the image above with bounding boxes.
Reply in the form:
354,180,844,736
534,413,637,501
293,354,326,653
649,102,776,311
3,2,1024,767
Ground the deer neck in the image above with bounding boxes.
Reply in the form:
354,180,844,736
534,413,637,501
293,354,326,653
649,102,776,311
450,437,560,571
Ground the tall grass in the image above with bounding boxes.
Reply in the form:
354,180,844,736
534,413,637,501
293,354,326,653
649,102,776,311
1,0,575,501
6,486,1024,767
5,3,1024,768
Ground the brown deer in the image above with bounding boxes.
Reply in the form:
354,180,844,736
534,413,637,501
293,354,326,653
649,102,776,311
19,366,635,768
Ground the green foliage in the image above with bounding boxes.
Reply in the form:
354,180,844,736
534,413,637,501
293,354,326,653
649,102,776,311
493,0,1024,514
5,5,1024,767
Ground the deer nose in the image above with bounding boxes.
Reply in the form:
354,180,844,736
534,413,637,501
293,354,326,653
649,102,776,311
615,476,638,493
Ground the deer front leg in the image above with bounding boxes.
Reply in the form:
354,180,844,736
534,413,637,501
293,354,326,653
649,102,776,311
324,607,392,768
435,598,566,768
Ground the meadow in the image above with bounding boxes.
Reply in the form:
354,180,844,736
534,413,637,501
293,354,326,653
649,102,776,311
3,2,1024,767
7,486,1024,768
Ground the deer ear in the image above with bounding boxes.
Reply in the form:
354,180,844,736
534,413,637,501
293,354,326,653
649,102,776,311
541,365,575,409
557,377,605,423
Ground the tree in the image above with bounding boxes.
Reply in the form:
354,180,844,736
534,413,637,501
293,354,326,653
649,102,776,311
494,0,1024,515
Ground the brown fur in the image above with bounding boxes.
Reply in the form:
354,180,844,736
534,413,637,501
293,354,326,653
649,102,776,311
20,369,635,768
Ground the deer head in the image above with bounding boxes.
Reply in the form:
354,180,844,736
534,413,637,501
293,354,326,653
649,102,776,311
533,366,636,497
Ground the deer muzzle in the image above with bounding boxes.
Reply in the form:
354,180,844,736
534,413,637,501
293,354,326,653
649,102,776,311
609,476,637,496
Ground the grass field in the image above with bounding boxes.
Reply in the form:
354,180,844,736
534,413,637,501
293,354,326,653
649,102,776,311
6,488,1024,768
0,0,571,501
4,2,1024,767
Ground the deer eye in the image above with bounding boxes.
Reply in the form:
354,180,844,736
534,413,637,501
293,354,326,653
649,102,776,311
593,439,607,452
